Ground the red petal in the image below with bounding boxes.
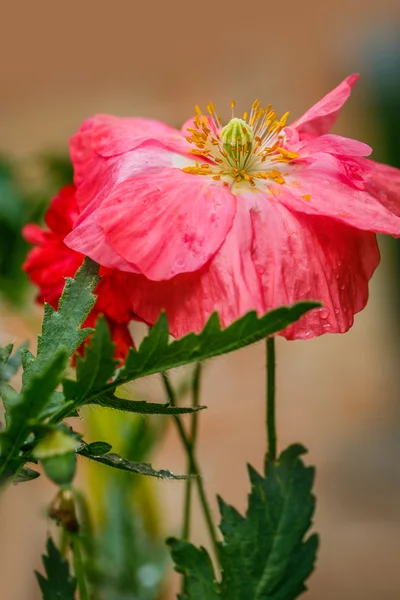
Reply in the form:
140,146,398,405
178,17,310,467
292,74,359,139
125,199,380,340
66,169,236,279
278,154,400,235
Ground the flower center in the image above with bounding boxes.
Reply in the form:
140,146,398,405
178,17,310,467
183,100,298,190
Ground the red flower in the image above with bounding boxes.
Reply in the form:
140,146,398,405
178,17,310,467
64,75,400,339
23,185,135,360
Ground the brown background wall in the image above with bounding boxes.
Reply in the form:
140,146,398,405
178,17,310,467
1,1,400,598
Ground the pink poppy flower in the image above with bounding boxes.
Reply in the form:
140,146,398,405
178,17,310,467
23,185,136,359
64,75,400,339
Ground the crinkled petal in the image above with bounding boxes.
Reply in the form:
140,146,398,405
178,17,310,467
70,114,189,189
44,185,79,235
277,153,400,235
124,197,379,339
248,197,379,339
359,159,400,218
66,169,236,279
298,133,372,157
123,205,264,336
291,74,359,139
72,140,194,212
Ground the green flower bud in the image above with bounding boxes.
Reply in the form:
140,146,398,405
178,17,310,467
34,429,79,488
34,429,79,460
42,453,77,487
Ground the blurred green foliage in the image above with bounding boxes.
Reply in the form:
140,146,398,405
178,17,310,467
0,153,73,306
83,409,169,600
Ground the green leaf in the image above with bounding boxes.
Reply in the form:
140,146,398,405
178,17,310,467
0,259,100,485
62,314,207,417
63,315,118,404
13,466,40,484
169,542,219,600
168,445,319,600
0,350,67,484
35,537,77,600
78,442,192,480
116,303,319,386
22,256,99,387
39,391,77,421
83,441,112,456
88,393,206,415
0,383,20,426
0,342,26,384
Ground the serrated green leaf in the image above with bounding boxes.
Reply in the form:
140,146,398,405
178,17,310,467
116,303,319,386
78,442,192,480
63,315,118,404
0,259,100,485
0,350,67,484
22,257,99,387
0,342,26,384
168,541,219,600
60,315,206,418
168,444,319,600
35,537,77,600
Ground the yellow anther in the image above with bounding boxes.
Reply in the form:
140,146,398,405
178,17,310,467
184,99,294,190
276,147,298,160
279,111,290,126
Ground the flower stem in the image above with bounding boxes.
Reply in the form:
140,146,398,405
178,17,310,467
70,534,88,600
182,363,202,539
266,337,277,462
161,372,219,559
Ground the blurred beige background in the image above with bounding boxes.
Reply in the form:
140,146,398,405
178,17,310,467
1,1,400,598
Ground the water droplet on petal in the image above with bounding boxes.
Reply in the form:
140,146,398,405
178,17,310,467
319,308,329,320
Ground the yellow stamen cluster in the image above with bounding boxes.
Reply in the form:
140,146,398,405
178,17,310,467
183,99,298,189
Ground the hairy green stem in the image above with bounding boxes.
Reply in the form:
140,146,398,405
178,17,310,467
161,372,219,560
266,337,277,462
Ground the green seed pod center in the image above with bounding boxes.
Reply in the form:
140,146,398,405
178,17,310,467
220,118,253,167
